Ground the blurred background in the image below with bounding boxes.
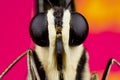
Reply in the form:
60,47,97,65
76,0,120,80
0,0,120,80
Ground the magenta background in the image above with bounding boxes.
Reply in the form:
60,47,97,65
0,0,34,79
0,0,120,80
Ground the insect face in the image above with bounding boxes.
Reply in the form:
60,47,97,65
29,5,89,80
30,7,88,47
0,1,120,80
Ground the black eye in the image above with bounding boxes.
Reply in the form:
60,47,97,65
30,13,49,47
69,12,89,46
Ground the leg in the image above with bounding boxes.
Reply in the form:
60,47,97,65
0,49,32,79
102,58,120,80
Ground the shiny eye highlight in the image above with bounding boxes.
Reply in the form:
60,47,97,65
69,12,89,46
30,13,49,47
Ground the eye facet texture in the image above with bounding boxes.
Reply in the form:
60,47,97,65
69,12,89,46
30,13,49,47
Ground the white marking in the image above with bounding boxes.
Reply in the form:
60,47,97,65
35,8,90,80
62,10,90,80
35,9,59,80
82,52,90,80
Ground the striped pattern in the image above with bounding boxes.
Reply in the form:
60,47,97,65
28,8,90,80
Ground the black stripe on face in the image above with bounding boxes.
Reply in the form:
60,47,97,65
53,7,64,80
53,7,64,70
53,6,63,27
33,51,46,80
56,36,63,71
75,49,87,80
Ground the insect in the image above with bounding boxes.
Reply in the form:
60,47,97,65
0,0,120,80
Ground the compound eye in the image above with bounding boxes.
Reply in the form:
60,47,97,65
69,12,89,46
30,13,49,47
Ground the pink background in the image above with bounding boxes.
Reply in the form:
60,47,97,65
0,0,120,80
0,0,34,79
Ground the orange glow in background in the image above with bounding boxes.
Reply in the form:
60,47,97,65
76,0,120,33
0,0,120,80
75,0,120,79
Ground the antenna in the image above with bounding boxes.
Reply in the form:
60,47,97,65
66,0,73,9
47,0,53,8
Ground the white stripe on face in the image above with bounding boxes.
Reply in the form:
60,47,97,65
35,9,59,80
35,8,90,80
62,10,90,80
